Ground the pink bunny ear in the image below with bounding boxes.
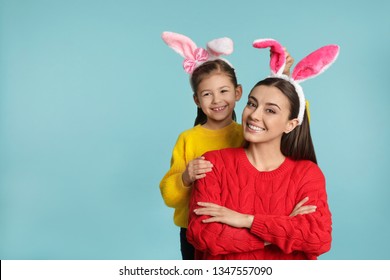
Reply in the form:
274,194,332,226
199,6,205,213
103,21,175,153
292,45,340,82
207,37,233,57
161,31,197,59
162,31,210,74
253,38,286,75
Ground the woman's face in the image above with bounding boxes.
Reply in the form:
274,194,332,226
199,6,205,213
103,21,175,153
242,85,298,145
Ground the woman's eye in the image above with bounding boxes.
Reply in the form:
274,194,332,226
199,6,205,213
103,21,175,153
246,101,256,108
266,109,276,114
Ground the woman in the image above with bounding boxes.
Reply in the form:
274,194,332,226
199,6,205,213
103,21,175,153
186,76,332,260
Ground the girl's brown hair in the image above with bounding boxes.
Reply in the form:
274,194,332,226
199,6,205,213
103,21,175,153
190,59,239,126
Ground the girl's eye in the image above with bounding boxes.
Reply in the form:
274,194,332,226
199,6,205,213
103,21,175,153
202,92,211,97
221,89,228,94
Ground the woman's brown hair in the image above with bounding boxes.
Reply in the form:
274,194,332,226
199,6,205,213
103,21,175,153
250,77,317,164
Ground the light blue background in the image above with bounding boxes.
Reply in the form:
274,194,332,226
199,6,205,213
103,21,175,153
0,0,389,260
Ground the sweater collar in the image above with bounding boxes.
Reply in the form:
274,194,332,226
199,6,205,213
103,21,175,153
238,147,294,179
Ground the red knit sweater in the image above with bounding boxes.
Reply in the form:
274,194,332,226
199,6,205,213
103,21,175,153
187,147,332,260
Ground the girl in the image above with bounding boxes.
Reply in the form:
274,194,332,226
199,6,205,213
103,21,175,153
187,39,339,260
159,32,307,260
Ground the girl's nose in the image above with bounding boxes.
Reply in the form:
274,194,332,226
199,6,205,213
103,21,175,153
212,93,222,103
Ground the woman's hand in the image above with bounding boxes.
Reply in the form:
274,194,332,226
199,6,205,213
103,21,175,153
282,47,294,76
194,197,316,247
193,197,316,228
193,202,254,228
289,197,316,217
182,157,213,186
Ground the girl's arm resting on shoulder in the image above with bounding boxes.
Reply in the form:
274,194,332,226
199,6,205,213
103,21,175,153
250,169,332,256
182,157,214,186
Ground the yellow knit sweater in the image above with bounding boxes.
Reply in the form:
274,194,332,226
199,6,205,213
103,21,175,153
160,122,244,228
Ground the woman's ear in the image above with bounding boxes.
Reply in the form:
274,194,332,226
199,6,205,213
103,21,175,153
284,118,299,134
235,84,243,101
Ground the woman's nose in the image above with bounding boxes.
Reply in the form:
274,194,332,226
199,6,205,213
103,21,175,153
249,108,262,121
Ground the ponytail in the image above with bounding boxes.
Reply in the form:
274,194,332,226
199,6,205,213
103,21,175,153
281,110,317,164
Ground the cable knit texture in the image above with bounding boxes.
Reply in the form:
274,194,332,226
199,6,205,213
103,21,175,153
160,122,244,228
187,147,332,259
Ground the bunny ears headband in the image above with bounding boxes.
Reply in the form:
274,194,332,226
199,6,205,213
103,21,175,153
253,39,340,125
161,31,234,74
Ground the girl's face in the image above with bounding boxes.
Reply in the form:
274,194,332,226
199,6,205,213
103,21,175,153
242,85,298,145
194,72,242,128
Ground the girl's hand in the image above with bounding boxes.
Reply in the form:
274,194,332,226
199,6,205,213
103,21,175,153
182,157,213,186
289,197,317,217
193,202,254,228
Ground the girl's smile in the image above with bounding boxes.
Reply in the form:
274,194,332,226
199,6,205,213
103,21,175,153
211,105,228,112
194,73,242,129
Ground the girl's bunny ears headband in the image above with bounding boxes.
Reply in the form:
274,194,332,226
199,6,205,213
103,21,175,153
253,39,340,125
161,31,234,74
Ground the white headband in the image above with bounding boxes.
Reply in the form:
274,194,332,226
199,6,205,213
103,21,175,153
162,31,234,74
253,39,340,125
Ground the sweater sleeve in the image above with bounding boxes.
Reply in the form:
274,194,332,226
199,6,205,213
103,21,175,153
159,134,191,208
250,164,332,257
187,152,265,256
